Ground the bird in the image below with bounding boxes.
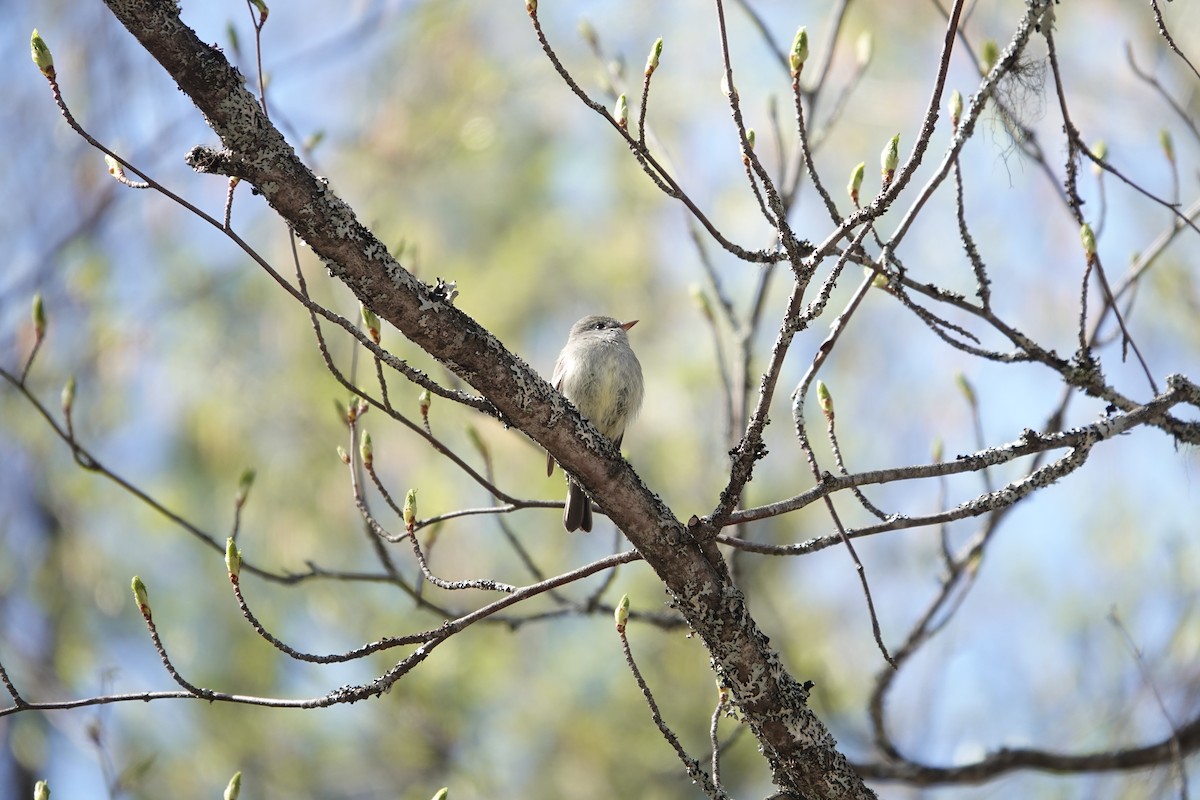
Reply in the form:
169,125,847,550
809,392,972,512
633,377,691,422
546,315,644,532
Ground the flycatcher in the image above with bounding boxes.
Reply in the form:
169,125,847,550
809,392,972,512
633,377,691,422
547,315,644,532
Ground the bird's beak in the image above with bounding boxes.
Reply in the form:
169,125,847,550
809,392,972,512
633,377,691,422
620,319,639,331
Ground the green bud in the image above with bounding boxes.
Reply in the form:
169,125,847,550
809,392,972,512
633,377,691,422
360,303,381,344
248,0,268,20
336,446,349,464
615,594,630,631
131,576,151,617
431,790,449,800
1091,140,1107,176
418,388,432,418
223,772,242,800
32,293,46,341
1080,223,1096,258
464,424,488,461
403,489,417,529
746,128,756,151
578,19,596,49
789,26,809,76
847,161,865,206
980,40,999,74
865,265,888,289
360,431,373,467
236,468,256,506
34,781,50,800
689,284,713,322
30,30,54,77
948,90,963,131
614,94,628,129
644,37,663,76
1159,129,1175,164
855,31,873,68
225,538,242,579
61,376,76,417
955,373,976,408
880,134,900,183
815,380,834,420
103,154,127,182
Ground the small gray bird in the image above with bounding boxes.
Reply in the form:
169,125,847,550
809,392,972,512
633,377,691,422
547,315,645,532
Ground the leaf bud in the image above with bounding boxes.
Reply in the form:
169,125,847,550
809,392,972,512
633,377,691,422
360,303,381,344
32,293,46,341
223,772,242,800
847,161,865,206
1080,223,1096,259
816,380,834,420
789,26,809,76
131,576,151,618
61,376,76,417
955,372,977,408
880,134,900,187
615,594,630,632
30,30,54,78
614,94,628,129
948,90,963,132
644,37,663,76
403,489,417,529
225,538,242,579
360,431,373,468
1159,129,1175,164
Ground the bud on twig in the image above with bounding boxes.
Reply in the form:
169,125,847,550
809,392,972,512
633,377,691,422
644,37,663,77
336,446,349,465
360,303,381,344
880,134,899,189
1080,223,1096,260
61,376,76,418
948,90,963,132
131,576,151,619
955,372,976,409
30,30,54,79
615,594,630,632
789,26,809,76
1159,129,1175,165
847,161,865,206
689,284,713,323
979,40,999,74
32,294,46,342
360,431,373,468
577,19,597,49
403,489,417,530
225,538,242,579
236,468,256,507
249,0,269,22
34,780,50,800
816,380,834,421
223,772,242,800
614,94,628,129
1091,140,1107,176
103,154,128,183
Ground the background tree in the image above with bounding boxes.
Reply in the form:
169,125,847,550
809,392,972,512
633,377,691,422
2,1,1200,798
